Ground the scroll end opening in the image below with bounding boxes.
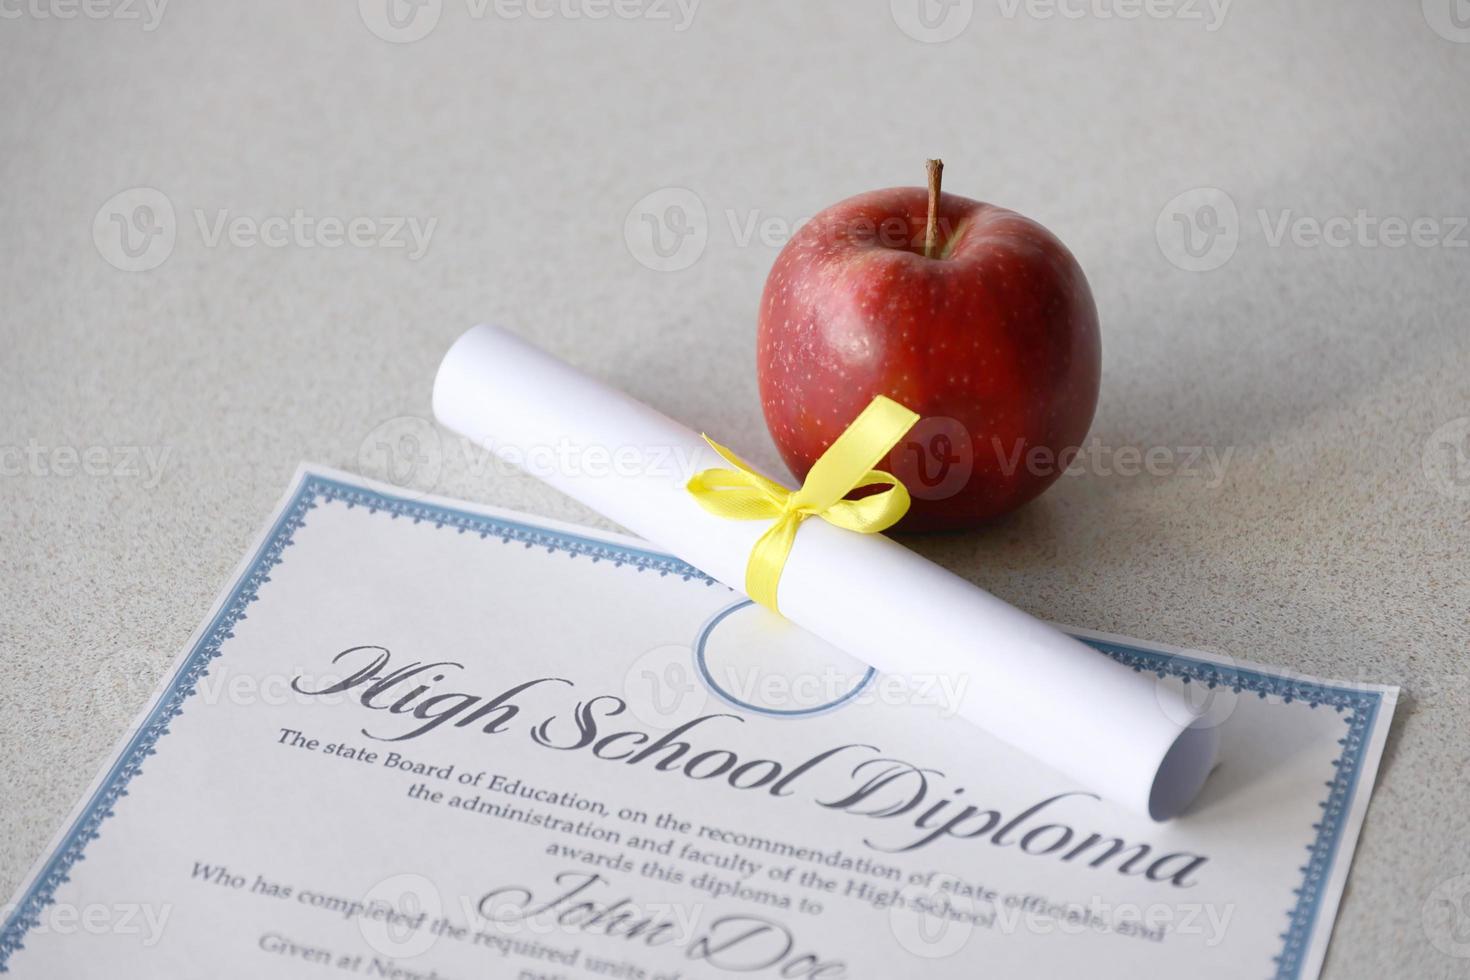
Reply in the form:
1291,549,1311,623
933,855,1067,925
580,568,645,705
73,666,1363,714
1148,722,1220,822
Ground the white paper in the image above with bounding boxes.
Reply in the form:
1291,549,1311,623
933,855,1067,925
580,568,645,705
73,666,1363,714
0,467,1397,980
432,325,1217,820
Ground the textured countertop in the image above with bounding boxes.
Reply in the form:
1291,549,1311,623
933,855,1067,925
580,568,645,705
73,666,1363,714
1,2,1467,976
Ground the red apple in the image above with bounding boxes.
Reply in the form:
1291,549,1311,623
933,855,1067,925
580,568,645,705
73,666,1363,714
757,162,1101,531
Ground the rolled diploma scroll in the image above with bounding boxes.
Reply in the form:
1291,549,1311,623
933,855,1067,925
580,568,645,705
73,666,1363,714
433,324,1218,820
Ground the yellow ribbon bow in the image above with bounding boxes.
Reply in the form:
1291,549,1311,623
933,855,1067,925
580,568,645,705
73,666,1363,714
687,396,920,615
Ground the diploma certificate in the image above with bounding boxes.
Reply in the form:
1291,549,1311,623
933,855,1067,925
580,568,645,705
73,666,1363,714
1,467,1395,980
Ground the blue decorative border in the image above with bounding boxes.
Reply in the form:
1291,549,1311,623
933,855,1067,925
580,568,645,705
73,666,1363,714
1089,639,1381,980
0,473,1383,979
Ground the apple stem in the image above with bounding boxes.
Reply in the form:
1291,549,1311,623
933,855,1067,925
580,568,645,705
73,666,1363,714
924,159,944,259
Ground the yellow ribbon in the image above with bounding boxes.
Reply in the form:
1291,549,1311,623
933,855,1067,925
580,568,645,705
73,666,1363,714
687,396,920,615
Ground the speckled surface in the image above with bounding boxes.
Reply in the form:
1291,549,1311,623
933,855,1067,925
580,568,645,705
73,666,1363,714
1,2,1467,976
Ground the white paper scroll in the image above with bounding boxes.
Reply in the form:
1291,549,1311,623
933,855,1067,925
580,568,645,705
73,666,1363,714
432,324,1218,820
